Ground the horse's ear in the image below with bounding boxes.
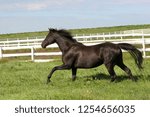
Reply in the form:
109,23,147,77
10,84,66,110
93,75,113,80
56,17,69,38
48,28,56,32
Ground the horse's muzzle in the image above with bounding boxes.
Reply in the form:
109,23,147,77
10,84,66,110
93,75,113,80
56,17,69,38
41,43,46,48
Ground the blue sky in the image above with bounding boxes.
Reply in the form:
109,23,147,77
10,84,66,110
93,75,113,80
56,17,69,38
0,0,150,34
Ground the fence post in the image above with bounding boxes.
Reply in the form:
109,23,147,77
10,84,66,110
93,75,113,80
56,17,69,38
90,34,92,41
31,47,34,61
103,33,105,41
7,38,9,47
0,47,2,59
142,30,146,58
27,37,29,46
109,32,111,39
17,38,20,47
132,30,135,36
114,32,116,38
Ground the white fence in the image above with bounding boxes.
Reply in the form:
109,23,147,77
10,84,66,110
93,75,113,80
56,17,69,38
0,32,150,62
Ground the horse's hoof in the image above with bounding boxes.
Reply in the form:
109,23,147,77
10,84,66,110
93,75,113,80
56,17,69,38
72,76,76,81
46,79,51,84
72,78,76,81
110,79,115,82
132,77,138,82
72,79,76,82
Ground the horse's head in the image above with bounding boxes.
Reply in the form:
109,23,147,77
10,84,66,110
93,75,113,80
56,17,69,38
41,28,57,48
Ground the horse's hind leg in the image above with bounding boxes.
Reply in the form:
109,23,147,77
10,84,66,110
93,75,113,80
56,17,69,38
105,63,116,82
117,61,136,81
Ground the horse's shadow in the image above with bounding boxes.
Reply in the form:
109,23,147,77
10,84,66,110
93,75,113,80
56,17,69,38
81,73,141,82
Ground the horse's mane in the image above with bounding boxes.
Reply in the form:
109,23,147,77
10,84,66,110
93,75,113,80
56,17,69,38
49,28,77,43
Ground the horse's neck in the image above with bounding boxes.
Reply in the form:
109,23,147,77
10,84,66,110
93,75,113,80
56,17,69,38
55,37,74,53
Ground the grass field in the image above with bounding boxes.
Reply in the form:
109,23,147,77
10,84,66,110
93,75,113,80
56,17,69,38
0,54,150,100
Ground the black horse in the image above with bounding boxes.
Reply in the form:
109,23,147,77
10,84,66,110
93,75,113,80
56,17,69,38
41,28,143,83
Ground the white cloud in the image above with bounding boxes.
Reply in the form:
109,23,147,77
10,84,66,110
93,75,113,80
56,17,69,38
112,0,150,4
5,0,85,11
0,0,149,11
15,2,48,11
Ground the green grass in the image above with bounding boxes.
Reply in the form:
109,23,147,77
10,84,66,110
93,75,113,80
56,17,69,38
0,54,150,100
1,24,150,39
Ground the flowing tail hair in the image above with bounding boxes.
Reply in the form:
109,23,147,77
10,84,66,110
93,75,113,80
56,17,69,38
118,43,143,69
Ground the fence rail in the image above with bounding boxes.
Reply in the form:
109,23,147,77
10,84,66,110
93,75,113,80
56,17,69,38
1,33,150,47
0,32,150,61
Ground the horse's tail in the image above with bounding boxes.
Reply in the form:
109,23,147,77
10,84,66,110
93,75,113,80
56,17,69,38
118,43,143,69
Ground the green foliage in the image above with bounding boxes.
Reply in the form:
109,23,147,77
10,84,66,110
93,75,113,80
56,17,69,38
70,24,150,35
1,24,150,39
0,31,48,40
0,55,150,100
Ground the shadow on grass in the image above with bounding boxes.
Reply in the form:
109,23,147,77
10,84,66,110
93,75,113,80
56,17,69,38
81,73,143,82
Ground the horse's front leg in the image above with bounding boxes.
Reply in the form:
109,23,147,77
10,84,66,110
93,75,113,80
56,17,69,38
72,67,77,81
47,64,71,84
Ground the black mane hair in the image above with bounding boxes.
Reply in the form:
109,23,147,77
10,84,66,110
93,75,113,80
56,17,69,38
49,28,77,42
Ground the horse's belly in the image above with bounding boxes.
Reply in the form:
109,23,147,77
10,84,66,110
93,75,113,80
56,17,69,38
75,57,103,68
